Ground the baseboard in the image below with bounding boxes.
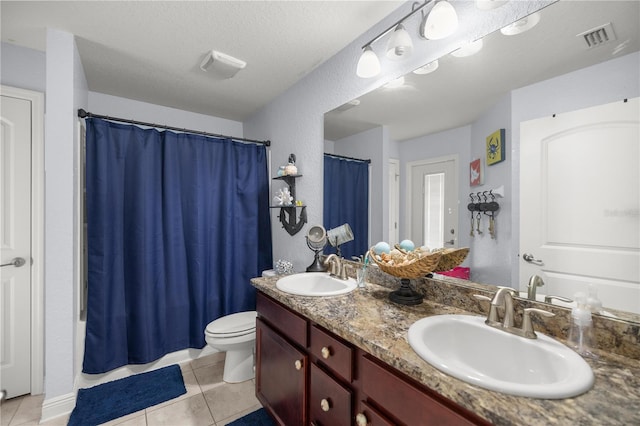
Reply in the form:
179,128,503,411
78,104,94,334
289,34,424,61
40,392,76,423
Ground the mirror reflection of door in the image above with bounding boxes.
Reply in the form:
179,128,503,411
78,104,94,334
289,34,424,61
520,98,640,313
388,159,400,246
408,156,458,249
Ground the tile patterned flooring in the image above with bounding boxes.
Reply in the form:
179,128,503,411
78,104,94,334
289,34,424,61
0,353,264,426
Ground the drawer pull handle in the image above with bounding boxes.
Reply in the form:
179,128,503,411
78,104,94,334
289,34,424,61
294,359,303,370
320,398,331,412
355,413,368,426
321,346,331,359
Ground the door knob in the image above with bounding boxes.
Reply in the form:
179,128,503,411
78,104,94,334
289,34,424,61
0,257,26,268
294,359,303,370
522,253,543,264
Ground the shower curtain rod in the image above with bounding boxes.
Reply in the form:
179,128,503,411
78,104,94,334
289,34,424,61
77,109,271,146
325,152,371,163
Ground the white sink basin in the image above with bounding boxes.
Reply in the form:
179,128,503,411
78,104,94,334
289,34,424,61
276,272,357,297
407,314,594,399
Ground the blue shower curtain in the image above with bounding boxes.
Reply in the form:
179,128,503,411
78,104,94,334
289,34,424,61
83,118,272,374
323,154,369,259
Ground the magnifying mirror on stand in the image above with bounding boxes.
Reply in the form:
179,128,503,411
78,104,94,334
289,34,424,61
327,223,354,258
306,225,328,272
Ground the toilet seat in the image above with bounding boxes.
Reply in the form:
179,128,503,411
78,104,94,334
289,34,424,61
205,311,257,338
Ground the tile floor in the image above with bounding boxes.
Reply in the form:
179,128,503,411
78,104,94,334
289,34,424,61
0,353,264,426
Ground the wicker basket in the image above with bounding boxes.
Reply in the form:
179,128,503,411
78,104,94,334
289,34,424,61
368,248,442,279
433,247,469,272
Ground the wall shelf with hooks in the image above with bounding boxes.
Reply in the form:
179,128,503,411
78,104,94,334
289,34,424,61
271,175,307,236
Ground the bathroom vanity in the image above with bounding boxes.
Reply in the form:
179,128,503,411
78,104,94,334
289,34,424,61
252,272,640,425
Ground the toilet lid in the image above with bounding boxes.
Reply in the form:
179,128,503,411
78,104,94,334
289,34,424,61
205,311,257,336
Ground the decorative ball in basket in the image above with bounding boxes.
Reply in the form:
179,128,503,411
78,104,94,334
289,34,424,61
368,244,469,305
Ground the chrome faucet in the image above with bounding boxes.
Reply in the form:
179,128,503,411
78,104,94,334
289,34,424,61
474,286,555,339
527,275,545,300
489,287,517,328
324,254,348,280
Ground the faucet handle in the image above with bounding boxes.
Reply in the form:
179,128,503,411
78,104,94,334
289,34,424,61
473,294,492,303
544,295,573,305
474,294,500,324
339,263,350,280
522,308,555,339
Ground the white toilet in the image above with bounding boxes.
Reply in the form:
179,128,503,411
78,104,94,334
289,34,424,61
204,311,257,383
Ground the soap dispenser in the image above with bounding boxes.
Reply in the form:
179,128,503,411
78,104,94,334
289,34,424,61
568,292,597,358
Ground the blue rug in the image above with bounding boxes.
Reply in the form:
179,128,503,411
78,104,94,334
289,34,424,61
68,364,186,426
228,408,275,425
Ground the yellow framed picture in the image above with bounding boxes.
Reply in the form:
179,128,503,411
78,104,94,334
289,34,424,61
486,129,505,165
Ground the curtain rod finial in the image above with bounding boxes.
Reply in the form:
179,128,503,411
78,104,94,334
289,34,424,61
78,109,88,118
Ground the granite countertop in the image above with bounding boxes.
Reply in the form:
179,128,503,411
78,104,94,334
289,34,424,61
251,275,640,426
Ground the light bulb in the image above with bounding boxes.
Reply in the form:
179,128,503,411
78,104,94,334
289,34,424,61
386,24,413,60
356,46,381,78
422,0,459,40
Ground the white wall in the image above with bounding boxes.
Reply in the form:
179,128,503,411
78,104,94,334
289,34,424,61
44,29,85,404
88,92,243,136
468,94,512,285
0,42,46,92
244,0,548,272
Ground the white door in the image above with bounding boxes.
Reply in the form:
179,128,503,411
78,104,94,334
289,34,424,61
388,159,400,245
1,94,32,398
409,156,458,249
520,98,639,313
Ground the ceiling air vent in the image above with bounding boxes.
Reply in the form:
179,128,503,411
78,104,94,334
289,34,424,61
577,23,617,48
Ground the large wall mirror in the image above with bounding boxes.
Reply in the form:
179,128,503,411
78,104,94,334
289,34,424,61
324,0,639,319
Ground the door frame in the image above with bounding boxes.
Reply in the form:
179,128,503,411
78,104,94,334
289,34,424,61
405,154,459,245
388,158,400,245
1,85,45,395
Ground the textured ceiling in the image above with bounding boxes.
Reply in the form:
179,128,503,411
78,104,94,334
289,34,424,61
1,0,404,121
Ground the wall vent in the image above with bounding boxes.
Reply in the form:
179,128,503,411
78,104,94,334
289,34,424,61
577,23,617,48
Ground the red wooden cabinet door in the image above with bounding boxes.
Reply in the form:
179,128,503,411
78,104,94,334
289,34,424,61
256,318,308,426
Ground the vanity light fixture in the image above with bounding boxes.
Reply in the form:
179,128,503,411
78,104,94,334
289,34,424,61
386,24,414,60
421,0,459,40
500,12,541,36
357,0,459,78
356,45,382,78
451,38,484,57
413,59,439,75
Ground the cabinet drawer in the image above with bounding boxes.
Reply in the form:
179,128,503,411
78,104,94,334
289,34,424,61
257,292,308,347
360,355,482,426
309,363,352,426
310,325,353,382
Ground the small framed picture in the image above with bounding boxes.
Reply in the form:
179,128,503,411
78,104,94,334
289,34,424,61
470,158,483,187
486,129,506,165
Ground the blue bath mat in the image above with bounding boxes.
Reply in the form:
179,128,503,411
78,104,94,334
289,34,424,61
68,364,186,426
228,408,275,425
